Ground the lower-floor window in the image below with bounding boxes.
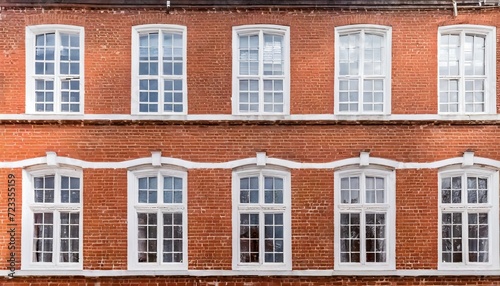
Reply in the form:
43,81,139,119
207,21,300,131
232,168,291,270
22,168,83,270
339,212,387,264
334,168,395,270
137,212,183,263
33,212,80,263
439,169,499,269
239,213,284,263
128,168,188,270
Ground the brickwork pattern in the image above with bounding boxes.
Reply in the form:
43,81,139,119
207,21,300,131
0,5,499,285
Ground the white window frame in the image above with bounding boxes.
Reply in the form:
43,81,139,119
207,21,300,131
438,167,499,270
232,25,290,115
131,24,188,115
25,25,85,114
437,25,496,115
334,167,396,270
21,166,83,270
334,24,392,115
127,167,188,270
232,167,292,270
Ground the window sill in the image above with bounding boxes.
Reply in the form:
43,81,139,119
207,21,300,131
0,113,499,122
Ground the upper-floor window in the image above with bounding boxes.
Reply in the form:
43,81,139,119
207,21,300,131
438,168,499,269
131,25,187,115
334,168,395,270
26,25,84,114
127,168,188,270
438,25,496,114
232,167,291,270
335,25,392,115
21,167,83,270
232,25,290,115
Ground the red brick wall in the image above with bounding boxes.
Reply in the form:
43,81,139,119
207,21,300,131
0,123,498,274
83,169,128,270
0,5,499,285
0,8,499,114
396,169,438,270
1,123,499,162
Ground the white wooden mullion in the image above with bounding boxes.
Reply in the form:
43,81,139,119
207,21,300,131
359,174,365,264
157,209,163,266
359,31,365,113
358,209,365,264
54,31,61,113
157,170,163,266
258,30,264,113
158,30,165,112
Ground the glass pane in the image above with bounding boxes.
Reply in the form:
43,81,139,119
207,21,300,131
339,213,360,263
138,213,158,263
33,212,54,262
264,214,284,263
442,212,463,263
240,213,259,263
138,177,157,203
340,176,360,204
163,212,183,263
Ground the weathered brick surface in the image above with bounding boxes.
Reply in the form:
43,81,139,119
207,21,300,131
0,4,499,285
83,169,128,270
395,169,439,270
0,123,499,163
0,8,499,114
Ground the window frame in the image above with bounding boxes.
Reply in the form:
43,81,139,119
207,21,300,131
127,167,188,270
21,166,83,270
232,24,291,115
25,24,85,115
437,25,496,115
231,167,292,270
334,24,392,115
334,167,396,270
131,24,188,115
438,167,499,270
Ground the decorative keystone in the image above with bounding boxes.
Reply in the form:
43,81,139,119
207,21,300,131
151,151,162,167
46,151,58,167
256,152,267,166
360,151,370,166
462,151,474,167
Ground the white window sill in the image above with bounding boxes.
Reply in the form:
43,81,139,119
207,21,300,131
0,113,494,121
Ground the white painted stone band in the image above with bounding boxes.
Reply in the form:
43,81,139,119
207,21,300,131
1,150,498,170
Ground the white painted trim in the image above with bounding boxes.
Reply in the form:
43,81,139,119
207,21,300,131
232,167,292,270
25,25,85,115
232,24,290,115
4,153,500,170
334,24,392,115
437,25,496,115
334,167,396,270
4,113,500,121
127,168,188,270
6,269,500,277
131,24,188,115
